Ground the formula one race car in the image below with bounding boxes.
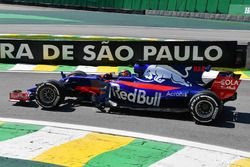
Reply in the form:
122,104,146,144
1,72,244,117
9,64,241,124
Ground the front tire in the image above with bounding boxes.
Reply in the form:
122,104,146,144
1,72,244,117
36,81,64,109
189,91,222,124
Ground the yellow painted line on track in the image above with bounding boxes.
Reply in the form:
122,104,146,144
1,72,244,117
33,65,59,71
230,158,250,167
33,132,135,167
53,34,70,37
96,66,119,74
234,71,249,79
140,38,159,41
4,34,19,37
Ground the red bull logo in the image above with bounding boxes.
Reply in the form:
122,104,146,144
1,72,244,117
143,65,192,87
111,84,161,106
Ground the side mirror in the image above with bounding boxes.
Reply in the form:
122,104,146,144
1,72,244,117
205,65,211,72
61,71,66,78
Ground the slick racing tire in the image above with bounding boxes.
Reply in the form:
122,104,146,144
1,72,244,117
36,80,64,109
189,91,222,124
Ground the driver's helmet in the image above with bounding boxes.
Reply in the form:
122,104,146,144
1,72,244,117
118,70,131,77
102,73,112,79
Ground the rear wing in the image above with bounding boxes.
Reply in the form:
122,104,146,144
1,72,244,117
211,72,241,100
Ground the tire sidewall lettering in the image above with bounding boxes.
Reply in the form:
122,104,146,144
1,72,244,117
190,93,220,123
36,82,61,108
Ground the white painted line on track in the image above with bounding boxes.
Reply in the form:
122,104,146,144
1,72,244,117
9,64,36,71
75,66,98,73
0,126,89,159
0,117,249,157
150,146,241,167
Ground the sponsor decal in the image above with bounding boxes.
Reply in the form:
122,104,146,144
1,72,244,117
193,66,205,72
220,79,240,90
111,83,161,106
143,65,192,87
166,91,188,97
211,75,241,100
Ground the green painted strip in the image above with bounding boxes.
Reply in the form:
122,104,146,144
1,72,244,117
84,139,184,167
55,65,77,72
118,66,134,74
0,122,43,141
0,63,15,71
0,14,79,23
243,71,250,77
0,156,63,167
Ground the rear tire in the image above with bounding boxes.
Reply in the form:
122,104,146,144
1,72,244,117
36,80,64,109
189,91,222,124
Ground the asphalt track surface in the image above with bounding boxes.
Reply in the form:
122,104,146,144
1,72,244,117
1,72,250,152
0,4,250,152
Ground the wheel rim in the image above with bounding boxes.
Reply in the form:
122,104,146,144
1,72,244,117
40,87,57,104
195,100,214,119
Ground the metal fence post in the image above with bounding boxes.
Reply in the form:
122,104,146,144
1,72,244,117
246,43,250,69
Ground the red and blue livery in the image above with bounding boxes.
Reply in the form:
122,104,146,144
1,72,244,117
9,64,241,124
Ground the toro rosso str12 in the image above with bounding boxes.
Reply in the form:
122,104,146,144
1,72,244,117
9,64,241,124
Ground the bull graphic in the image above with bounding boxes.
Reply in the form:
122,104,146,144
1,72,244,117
143,65,192,87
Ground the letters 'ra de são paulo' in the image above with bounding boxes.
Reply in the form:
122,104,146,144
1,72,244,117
0,40,237,67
